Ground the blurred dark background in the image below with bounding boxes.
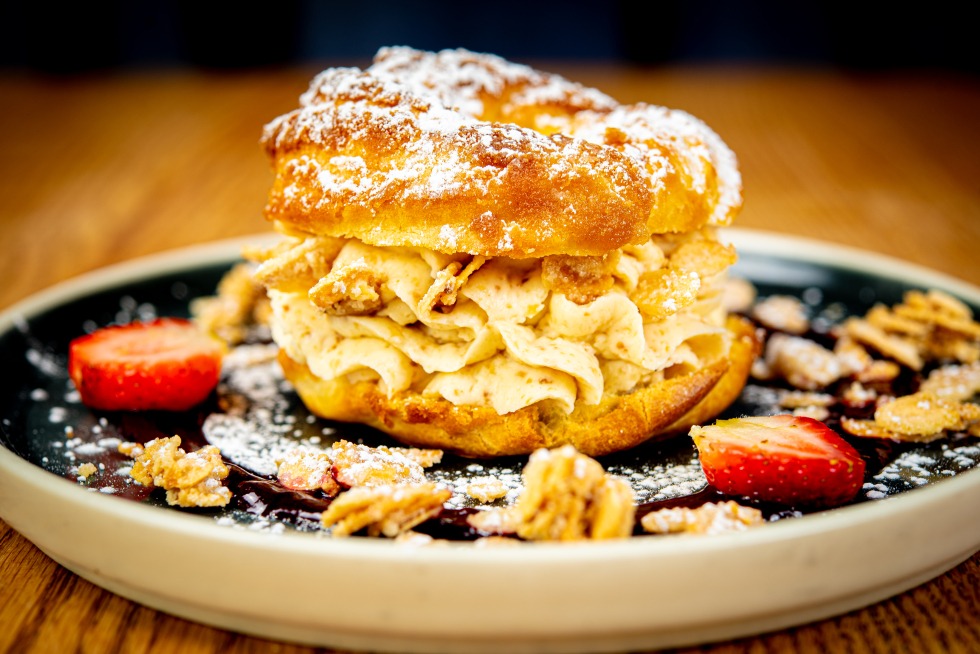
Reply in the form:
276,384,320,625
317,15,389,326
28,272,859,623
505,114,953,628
1,0,977,75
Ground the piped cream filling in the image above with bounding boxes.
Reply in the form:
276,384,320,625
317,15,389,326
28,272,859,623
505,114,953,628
261,230,732,415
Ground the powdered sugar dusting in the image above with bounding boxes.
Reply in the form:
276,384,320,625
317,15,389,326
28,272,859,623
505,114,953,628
571,104,742,226
369,46,618,117
203,344,333,476
261,46,743,256
366,48,742,227
607,450,707,504
265,68,647,254
863,438,980,499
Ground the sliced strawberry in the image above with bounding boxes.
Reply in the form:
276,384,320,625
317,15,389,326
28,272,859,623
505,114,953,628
68,318,225,412
690,415,866,508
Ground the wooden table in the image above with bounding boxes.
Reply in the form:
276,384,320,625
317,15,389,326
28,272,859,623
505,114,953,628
1,62,978,653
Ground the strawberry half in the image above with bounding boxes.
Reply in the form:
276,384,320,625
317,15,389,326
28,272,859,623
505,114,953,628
690,415,866,508
68,318,225,412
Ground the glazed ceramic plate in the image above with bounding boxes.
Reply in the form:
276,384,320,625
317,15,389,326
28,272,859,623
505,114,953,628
1,229,979,653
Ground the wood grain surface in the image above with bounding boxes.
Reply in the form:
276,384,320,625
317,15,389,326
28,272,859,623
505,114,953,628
1,63,979,653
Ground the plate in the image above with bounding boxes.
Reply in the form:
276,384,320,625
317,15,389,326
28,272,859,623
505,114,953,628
1,229,979,653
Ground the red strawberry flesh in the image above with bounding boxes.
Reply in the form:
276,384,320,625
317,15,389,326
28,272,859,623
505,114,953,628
68,318,225,412
691,415,866,508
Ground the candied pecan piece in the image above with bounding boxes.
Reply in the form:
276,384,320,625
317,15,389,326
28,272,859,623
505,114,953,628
763,333,843,390
514,445,635,541
641,501,764,535
752,295,809,335
320,483,451,537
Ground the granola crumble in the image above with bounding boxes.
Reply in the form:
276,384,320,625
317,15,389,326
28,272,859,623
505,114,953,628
191,262,270,344
751,295,809,334
845,289,980,370
276,449,341,496
121,436,232,507
76,462,97,479
513,445,635,541
641,501,764,535
330,440,443,488
465,476,510,503
320,483,451,537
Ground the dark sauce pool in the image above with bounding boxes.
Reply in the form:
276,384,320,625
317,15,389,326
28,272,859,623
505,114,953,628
2,256,979,540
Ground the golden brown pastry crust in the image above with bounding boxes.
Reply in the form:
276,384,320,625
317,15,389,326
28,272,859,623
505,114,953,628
262,68,651,258
261,48,742,258
280,316,759,458
366,46,621,125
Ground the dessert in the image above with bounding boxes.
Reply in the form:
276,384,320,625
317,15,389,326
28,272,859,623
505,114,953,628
252,46,757,457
